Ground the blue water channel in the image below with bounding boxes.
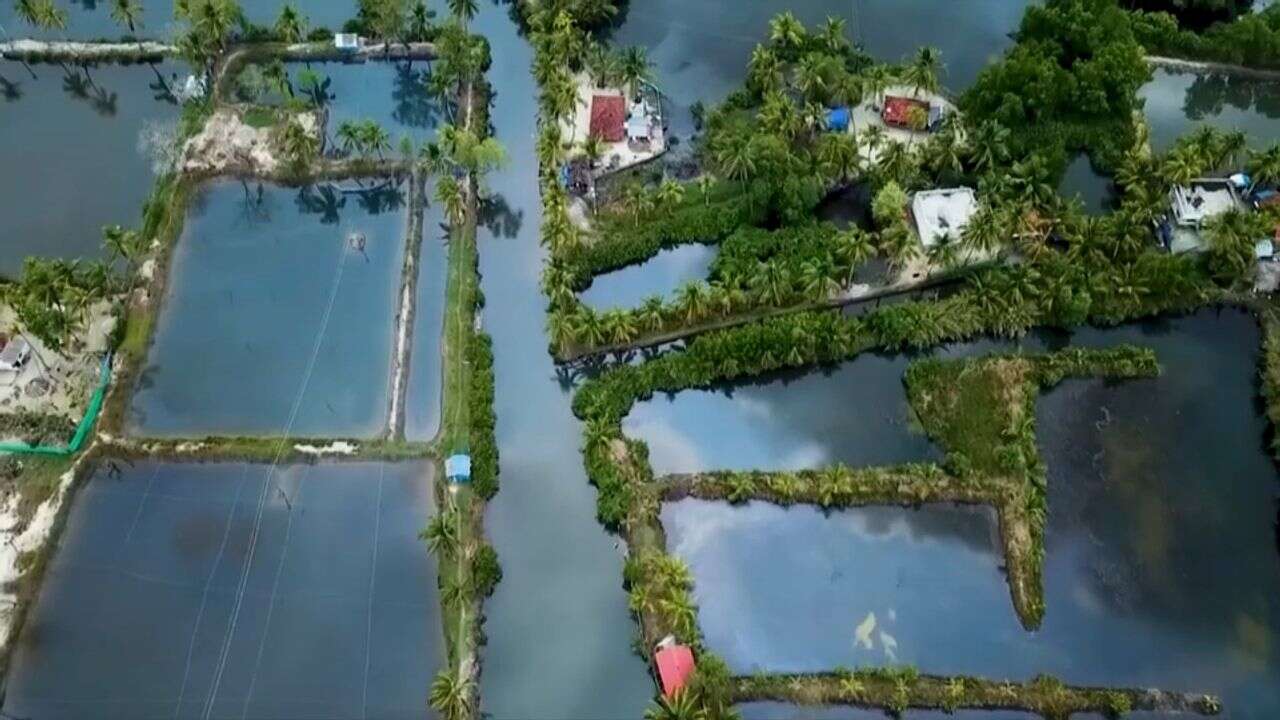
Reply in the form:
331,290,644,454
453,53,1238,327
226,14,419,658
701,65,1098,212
0,59,179,278
128,179,407,438
1,460,443,720
650,309,1280,718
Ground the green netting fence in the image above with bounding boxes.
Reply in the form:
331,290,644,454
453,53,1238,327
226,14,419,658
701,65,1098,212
0,353,112,457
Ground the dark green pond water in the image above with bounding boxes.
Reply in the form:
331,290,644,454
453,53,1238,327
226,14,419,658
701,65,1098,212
654,309,1280,718
1,460,443,720
0,59,179,278
128,179,407,438
1142,68,1280,152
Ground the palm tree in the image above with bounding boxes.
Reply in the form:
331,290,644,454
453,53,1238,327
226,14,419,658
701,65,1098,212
436,176,466,225
618,46,651,99
861,64,895,108
644,689,702,720
336,120,363,156
428,669,472,720
768,11,806,54
794,54,829,104
904,46,943,97
262,59,292,98
280,118,318,171
1247,143,1280,192
819,16,849,53
638,296,666,332
716,139,756,191
109,0,145,37
655,178,685,208
817,133,859,184
408,1,433,41
447,0,479,26
273,3,306,44
102,225,145,276
581,135,604,168
360,120,392,159
747,45,782,96
421,512,458,555
675,281,712,322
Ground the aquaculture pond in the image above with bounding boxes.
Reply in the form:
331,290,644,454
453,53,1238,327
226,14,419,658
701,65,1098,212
2,460,443,720
608,0,1031,138
128,179,407,438
473,4,655,718
659,309,1280,717
0,1,356,40
1140,67,1280,151
624,354,942,475
0,59,179,278
579,244,716,311
244,60,442,144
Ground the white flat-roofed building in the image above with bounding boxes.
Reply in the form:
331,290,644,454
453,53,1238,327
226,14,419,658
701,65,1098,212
911,187,978,248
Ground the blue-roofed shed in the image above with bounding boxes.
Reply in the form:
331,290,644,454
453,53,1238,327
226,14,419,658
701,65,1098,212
826,107,850,132
445,454,471,484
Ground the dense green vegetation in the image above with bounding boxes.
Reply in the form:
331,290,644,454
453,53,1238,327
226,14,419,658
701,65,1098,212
1132,3,1280,68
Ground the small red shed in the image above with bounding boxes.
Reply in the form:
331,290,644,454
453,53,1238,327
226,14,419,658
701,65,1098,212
589,95,626,142
654,642,696,698
881,95,929,129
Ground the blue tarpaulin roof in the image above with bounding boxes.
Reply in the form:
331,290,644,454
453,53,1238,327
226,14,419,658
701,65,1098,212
826,107,850,132
445,454,471,482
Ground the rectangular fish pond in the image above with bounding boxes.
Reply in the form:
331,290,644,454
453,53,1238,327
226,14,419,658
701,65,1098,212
230,60,443,145
128,179,409,438
0,60,180,278
2,459,443,720
648,309,1280,717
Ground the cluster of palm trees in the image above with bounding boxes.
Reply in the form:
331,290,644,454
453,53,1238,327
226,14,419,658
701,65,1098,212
334,118,392,160
12,0,67,35
623,552,700,645
175,0,243,77
3,256,113,354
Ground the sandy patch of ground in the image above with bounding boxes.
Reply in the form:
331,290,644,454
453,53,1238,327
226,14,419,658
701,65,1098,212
0,459,79,647
0,301,115,421
182,107,320,176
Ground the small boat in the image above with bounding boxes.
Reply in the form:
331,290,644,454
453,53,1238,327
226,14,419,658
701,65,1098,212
348,232,366,251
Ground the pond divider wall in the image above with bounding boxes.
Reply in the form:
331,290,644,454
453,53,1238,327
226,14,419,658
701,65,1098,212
388,170,428,440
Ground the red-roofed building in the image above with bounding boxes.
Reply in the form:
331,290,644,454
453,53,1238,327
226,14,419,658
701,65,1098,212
881,95,930,129
654,642,696,698
590,95,626,143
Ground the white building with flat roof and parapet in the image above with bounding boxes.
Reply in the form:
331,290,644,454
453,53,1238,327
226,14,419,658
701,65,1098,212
911,187,977,248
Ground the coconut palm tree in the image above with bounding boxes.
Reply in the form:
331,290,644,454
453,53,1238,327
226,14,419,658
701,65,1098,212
336,120,363,156
408,1,433,41
819,16,849,54
904,46,943,97
655,178,685,208
447,0,478,26
747,45,782,96
102,224,145,276
638,296,666,332
428,669,472,720
817,132,859,184
109,0,145,37
861,64,895,108
360,120,392,159
675,281,712,323
273,3,306,44
436,176,466,225
421,512,458,555
768,11,806,54
618,46,651,99
644,689,702,720
1247,143,1280,191
262,59,292,98
280,118,318,171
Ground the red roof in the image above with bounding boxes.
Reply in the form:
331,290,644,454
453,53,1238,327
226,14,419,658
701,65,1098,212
882,95,929,128
589,95,626,143
655,644,696,698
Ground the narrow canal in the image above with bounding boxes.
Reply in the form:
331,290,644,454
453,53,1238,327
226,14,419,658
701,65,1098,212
472,4,654,717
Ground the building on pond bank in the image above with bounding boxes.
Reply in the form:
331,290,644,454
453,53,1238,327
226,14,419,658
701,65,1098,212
911,187,978,249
